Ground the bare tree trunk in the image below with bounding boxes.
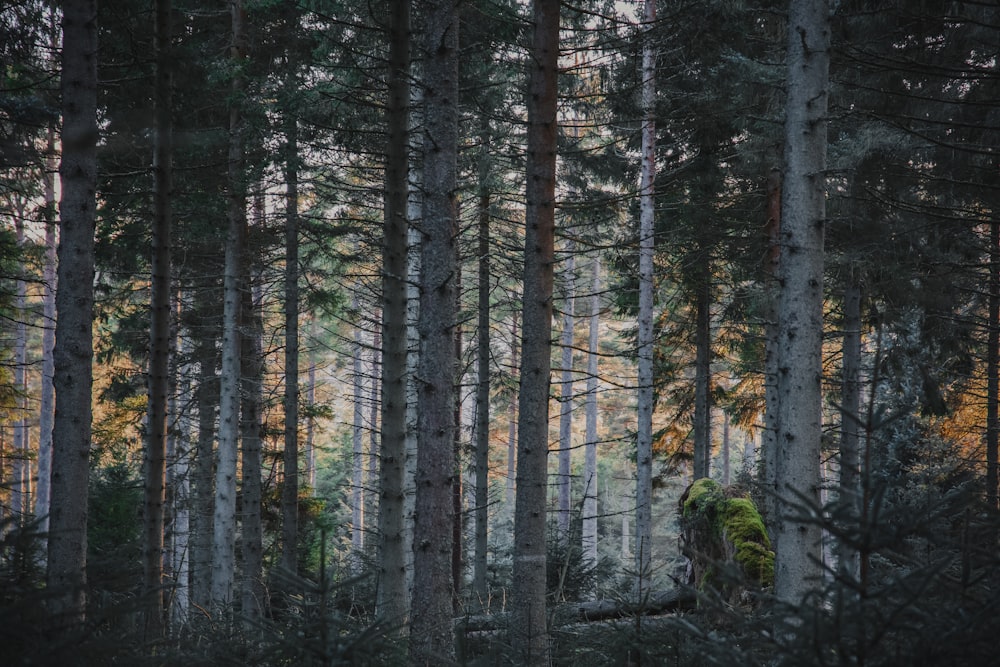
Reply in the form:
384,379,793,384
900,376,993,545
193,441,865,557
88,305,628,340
693,254,712,481
635,0,657,602
512,0,559,662
351,305,366,563
305,318,317,492
452,265,464,610
47,0,98,623
722,414,731,487
241,256,265,621
281,63,301,577
582,257,601,567
409,0,459,660
505,313,519,510
190,286,220,610
557,251,576,540
988,221,999,509
760,168,781,536
773,0,830,604
211,0,247,610
377,0,411,628
143,0,173,635
13,211,27,525
169,293,191,627
35,14,59,548
472,141,491,604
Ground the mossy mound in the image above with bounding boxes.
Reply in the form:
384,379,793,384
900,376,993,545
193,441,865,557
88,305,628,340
680,478,774,596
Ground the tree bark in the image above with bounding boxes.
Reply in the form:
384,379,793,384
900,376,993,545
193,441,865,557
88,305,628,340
692,253,712,481
773,0,830,604
143,0,173,636
241,255,265,621
512,0,559,662
377,0,411,629
635,0,657,601
988,221,998,510
557,251,576,540
210,0,247,610
281,54,301,577
472,138,491,604
351,302,366,564
13,210,27,525
409,0,459,661
582,257,601,567
48,0,98,624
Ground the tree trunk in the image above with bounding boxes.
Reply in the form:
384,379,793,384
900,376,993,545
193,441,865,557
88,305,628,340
773,0,830,604
760,168,781,537
512,0,558,662
505,313,519,510
409,1,459,660
351,304,366,564
281,71,301,577
210,0,247,610
582,257,601,567
47,0,98,624
241,254,265,621
452,264,464,610
13,211,27,525
143,0,173,635
635,0,657,602
472,141,491,604
35,20,59,548
693,253,712,481
169,293,191,627
557,251,576,540
190,285,220,610
377,0,411,629
988,221,998,509
838,278,862,580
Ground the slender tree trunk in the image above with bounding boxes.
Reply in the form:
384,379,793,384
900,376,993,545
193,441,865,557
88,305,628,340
505,313,519,510
693,254,712,481
988,221,999,510
305,318,317,492
635,0,657,602
48,0,98,624
760,168,781,536
36,15,59,549
13,212,27,525
211,0,247,609
773,0,830,604
582,257,601,567
369,324,381,528
472,143,491,604
281,75,301,577
241,255,265,621
512,0,558,662
170,293,191,627
143,0,173,635
352,306,366,563
722,414,731,487
191,285,220,610
377,0,411,628
409,0,459,660
838,277,862,582
452,266,464,610
557,251,576,540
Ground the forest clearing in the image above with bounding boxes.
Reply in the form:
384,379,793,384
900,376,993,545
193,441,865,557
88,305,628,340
2,0,1000,664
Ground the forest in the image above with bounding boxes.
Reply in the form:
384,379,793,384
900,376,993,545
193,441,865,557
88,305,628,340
2,0,999,664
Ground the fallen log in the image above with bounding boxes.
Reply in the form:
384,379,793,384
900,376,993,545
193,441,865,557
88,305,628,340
455,587,697,634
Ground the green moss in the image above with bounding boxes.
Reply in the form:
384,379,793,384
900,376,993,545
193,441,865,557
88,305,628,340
721,498,774,586
681,479,774,588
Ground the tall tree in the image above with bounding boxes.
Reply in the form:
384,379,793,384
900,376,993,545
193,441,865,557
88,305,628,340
582,256,601,567
36,121,57,541
142,0,173,636
556,251,575,539
472,123,491,603
512,0,559,662
773,0,831,603
634,0,657,601
210,0,247,610
280,2,302,577
47,0,98,623
409,0,459,660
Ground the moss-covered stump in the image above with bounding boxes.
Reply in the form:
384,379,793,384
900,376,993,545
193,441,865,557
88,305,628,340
679,479,774,602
